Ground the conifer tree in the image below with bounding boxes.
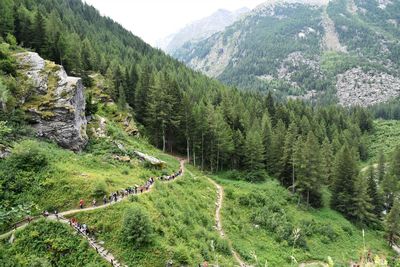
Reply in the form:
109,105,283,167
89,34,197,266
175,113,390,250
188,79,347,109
367,166,383,219
296,132,322,207
243,123,265,172
353,175,376,225
331,145,359,220
279,122,298,188
321,137,334,186
32,12,46,54
377,149,386,182
117,85,127,110
386,197,400,246
0,0,15,37
270,120,286,176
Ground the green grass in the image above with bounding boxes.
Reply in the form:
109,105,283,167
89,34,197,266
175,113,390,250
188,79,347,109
368,120,400,161
68,165,234,266
212,174,395,267
0,219,108,266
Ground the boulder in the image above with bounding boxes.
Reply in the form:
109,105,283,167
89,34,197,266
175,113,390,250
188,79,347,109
16,52,88,151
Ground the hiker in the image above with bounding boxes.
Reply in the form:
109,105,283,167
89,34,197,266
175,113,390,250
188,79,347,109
43,210,49,217
103,195,108,204
26,215,32,224
92,199,97,207
79,199,84,209
54,210,59,220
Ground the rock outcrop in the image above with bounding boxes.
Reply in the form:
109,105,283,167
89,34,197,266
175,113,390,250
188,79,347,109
16,52,88,151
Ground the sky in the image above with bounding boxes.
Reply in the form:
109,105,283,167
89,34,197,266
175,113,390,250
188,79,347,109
83,0,266,46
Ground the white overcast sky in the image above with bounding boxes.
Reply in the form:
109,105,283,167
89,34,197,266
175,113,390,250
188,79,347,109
83,0,266,46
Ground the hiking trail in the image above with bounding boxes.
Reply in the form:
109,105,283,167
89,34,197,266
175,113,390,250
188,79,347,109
1,159,186,267
206,177,250,267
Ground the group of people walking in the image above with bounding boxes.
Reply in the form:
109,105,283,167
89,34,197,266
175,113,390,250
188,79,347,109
69,217,90,235
159,168,182,181
77,167,182,209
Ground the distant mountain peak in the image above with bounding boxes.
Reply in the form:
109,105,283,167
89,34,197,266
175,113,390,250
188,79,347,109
156,7,250,53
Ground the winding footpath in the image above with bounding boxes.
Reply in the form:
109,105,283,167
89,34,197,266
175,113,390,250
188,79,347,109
206,177,249,267
1,159,186,267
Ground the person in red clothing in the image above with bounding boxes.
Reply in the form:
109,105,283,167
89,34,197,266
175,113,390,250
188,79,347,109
79,199,84,209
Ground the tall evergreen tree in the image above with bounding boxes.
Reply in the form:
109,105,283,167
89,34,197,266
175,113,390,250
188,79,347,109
243,123,265,171
386,197,400,246
32,12,46,55
0,0,14,37
353,174,376,225
321,137,334,186
296,132,323,207
367,166,383,219
377,149,386,182
331,145,359,220
279,122,298,188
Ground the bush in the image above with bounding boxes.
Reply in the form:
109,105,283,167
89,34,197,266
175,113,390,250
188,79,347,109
244,169,267,182
120,206,153,248
7,140,48,172
92,181,107,198
224,170,242,180
173,244,190,265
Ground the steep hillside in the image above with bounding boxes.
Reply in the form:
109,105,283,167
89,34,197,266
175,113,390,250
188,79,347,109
174,0,400,106
157,8,250,54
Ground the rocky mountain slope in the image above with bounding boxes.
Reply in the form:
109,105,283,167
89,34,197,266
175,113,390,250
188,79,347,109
174,0,400,106
157,8,249,54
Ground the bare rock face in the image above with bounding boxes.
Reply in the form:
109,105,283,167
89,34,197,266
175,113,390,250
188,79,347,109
16,52,88,151
336,67,400,107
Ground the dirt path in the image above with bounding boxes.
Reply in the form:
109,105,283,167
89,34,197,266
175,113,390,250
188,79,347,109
206,177,249,267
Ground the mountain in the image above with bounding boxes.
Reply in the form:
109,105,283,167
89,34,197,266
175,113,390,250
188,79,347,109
174,0,400,106
157,7,250,53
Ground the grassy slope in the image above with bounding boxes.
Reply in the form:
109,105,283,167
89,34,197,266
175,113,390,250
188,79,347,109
212,174,394,266
69,165,234,266
0,220,108,266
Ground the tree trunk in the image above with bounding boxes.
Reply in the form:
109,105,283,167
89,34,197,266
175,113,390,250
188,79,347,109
162,130,166,153
201,132,204,171
186,137,190,162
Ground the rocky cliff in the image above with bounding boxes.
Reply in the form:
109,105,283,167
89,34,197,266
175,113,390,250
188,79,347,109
16,52,88,151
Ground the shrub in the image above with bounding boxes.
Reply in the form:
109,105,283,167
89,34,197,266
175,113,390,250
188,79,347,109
120,206,153,248
7,140,48,172
92,181,107,198
244,169,268,182
224,170,242,180
173,244,190,265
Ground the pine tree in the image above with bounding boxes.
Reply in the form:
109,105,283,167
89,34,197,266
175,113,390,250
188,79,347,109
261,112,273,171
296,132,323,207
386,197,400,246
32,12,46,54
243,123,265,172
279,122,298,188
353,175,376,225
367,166,383,219
0,0,14,37
377,149,386,182
391,146,400,180
331,145,359,220
382,173,397,211
117,85,127,110
125,65,138,108
321,137,334,186
134,63,152,124
270,120,286,176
